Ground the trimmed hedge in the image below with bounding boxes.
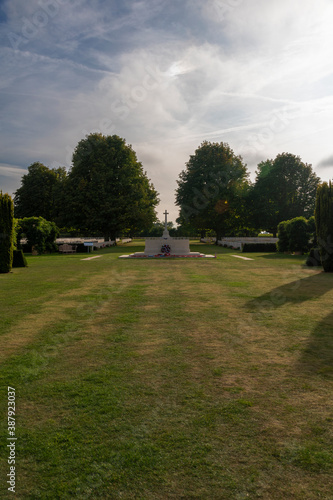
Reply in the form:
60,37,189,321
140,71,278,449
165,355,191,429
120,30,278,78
12,249,28,268
0,193,14,273
277,216,312,254
242,243,277,252
276,221,289,252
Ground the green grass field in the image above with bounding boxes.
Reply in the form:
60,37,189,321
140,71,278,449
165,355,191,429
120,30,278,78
1,240,333,499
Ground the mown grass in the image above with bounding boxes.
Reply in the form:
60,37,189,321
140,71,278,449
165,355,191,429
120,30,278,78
1,241,333,499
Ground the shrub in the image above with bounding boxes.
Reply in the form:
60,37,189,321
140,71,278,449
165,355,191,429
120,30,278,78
306,248,321,267
287,217,310,253
315,181,333,272
277,221,289,252
242,243,277,252
18,217,60,255
12,249,28,268
0,192,14,273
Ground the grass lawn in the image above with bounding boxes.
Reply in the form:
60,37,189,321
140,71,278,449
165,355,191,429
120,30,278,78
1,240,333,499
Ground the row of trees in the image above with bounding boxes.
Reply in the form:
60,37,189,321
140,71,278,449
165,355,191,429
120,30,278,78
13,135,321,240
14,134,159,241
175,141,321,238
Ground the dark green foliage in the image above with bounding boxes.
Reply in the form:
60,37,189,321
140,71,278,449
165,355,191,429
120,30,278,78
242,243,277,253
287,217,310,253
251,153,320,236
175,141,249,240
0,192,14,273
306,248,321,267
307,216,317,246
14,162,67,224
315,181,333,272
12,249,28,267
277,221,289,252
277,217,312,254
66,133,159,240
18,217,60,255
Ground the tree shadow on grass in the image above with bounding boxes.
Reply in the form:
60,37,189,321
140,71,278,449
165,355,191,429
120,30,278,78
245,272,333,377
245,273,333,314
294,311,333,378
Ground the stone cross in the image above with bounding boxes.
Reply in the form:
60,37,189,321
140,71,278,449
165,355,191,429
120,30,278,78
163,210,169,232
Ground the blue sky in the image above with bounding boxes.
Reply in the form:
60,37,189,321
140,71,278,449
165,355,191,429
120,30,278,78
1,0,333,222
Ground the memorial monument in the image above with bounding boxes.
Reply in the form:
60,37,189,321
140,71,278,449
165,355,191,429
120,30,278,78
119,210,215,258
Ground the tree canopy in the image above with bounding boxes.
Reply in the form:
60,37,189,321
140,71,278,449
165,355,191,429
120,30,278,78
14,162,67,223
250,153,320,236
65,134,159,240
175,141,249,239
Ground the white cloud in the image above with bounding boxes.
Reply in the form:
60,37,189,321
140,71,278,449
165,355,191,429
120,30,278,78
1,0,333,220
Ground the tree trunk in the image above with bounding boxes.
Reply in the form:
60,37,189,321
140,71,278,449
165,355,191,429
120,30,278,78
215,229,223,245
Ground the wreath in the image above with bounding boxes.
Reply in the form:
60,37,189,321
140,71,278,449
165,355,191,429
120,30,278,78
161,244,171,254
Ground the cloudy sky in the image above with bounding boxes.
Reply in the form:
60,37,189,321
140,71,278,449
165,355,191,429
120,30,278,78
1,0,333,222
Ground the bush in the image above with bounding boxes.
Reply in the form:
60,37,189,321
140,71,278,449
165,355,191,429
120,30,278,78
277,221,289,252
277,217,312,254
315,181,333,272
287,217,310,253
18,217,60,255
242,243,277,252
12,249,28,268
0,193,14,273
306,248,321,267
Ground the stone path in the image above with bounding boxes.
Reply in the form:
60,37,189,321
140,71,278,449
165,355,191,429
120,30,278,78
230,255,254,261
80,256,103,261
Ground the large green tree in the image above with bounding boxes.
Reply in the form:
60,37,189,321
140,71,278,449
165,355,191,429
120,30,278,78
14,162,67,223
65,134,159,240
251,153,320,236
175,141,249,240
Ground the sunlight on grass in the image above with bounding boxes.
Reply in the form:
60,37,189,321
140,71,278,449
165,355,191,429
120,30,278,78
0,242,333,498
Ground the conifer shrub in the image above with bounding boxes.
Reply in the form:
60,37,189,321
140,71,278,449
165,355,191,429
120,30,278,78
0,192,14,273
315,181,333,272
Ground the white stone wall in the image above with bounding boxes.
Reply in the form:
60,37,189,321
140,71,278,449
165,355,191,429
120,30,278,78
218,237,278,249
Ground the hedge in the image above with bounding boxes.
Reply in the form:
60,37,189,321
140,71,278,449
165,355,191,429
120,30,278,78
242,243,277,252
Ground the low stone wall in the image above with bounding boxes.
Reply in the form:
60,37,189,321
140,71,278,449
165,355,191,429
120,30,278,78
218,237,278,250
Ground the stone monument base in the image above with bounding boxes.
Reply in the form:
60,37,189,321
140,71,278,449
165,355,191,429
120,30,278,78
119,237,215,259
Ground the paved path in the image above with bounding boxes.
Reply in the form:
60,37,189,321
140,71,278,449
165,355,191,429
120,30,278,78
230,255,254,261
80,256,103,261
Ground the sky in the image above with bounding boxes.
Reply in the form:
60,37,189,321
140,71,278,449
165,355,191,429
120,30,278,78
1,0,333,223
